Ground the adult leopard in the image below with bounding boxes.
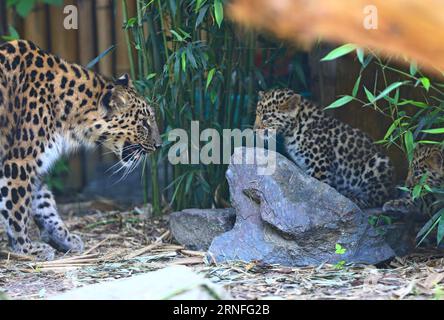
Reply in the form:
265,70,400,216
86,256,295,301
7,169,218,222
0,40,162,260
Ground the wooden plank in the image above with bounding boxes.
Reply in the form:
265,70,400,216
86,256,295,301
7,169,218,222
49,0,78,62
96,0,113,77
22,3,48,48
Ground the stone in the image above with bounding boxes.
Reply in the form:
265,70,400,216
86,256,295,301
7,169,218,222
50,265,231,300
170,208,236,250
208,147,395,266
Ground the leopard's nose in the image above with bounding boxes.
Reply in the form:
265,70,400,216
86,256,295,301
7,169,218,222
154,143,162,150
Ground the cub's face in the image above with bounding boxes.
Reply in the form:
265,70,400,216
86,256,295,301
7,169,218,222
406,145,444,188
98,75,162,168
254,89,301,134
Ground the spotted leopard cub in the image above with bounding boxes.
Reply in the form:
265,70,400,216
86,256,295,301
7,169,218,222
383,145,444,215
254,89,395,208
0,40,162,260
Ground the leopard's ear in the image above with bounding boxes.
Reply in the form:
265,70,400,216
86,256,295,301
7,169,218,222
281,94,301,111
100,87,129,114
425,147,444,172
115,73,134,88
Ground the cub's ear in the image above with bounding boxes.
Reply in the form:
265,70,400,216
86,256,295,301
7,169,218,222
281,94,301,111
115,73,134,87
258,91,265,100
425,147,444,172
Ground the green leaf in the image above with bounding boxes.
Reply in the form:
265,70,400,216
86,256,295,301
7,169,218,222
410,61,417,76
356,48,364,65
363,87,375,103
321,44,357,62
420,77,431,91
335,243,346,254
1,25,20,41
170,29,184,42
352,75,361,97
195,4,209,27
181,51,186,72
206,68,216,90
412,184,422,200
196,0,206,11
374,82,407,102
16,0,36,17
404,130,414,164
437,213,444,245
383,118,401,140
417,209,444,246
422,128,444,134
214,0,224,28
324,96,353,110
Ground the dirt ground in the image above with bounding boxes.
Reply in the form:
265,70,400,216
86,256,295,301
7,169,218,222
1,201,444,300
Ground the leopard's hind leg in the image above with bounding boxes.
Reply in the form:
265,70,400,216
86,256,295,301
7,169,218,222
0,162,55,260
31,184,83,253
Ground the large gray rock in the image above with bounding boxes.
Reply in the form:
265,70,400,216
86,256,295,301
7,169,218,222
170,208,236,250
208,147,395,266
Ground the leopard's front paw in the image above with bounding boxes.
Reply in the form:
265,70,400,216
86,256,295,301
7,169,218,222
382,199,413,214
41,229,84,253
12,242,56,261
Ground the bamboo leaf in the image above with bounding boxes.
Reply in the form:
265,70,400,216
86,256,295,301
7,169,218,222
324,96,353,110
206,68,216,90
374,81,407,102
321,44,357,62
356,48,364,65
404,130,414,164
420,77,431,91
422,128,444,134
364,87,375,103
437,213,444,245
352,75,361,97
214,0,224,28
410,60,417,76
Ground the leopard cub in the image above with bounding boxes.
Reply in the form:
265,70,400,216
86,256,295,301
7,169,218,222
383,145,444,216
254,89,395,208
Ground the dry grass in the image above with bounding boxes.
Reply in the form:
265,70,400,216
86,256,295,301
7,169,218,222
0,204,443,300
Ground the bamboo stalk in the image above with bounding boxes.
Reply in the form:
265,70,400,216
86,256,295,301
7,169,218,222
121,0,136,79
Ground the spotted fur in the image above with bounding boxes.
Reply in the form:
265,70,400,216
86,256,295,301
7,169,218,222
383,145,444,215
0,40,162,260
254,89,395,208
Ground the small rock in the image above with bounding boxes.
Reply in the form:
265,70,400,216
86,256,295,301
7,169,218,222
208,147,395,267
50,265,231,300
170,208,236,250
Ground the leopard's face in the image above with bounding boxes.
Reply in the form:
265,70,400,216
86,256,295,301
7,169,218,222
97,77,162,168
254,89,301,134
406,145,444,188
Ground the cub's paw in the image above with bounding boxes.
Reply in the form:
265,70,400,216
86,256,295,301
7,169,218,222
382,199,413,214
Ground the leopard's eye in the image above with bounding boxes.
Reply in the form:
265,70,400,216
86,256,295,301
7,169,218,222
142,119,150,129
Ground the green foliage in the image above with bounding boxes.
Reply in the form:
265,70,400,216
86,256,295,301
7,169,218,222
44,158,69,193
334,244,346,269
335,243,346,254
322,44,444,246
7,0,63,17
122,0,307,213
